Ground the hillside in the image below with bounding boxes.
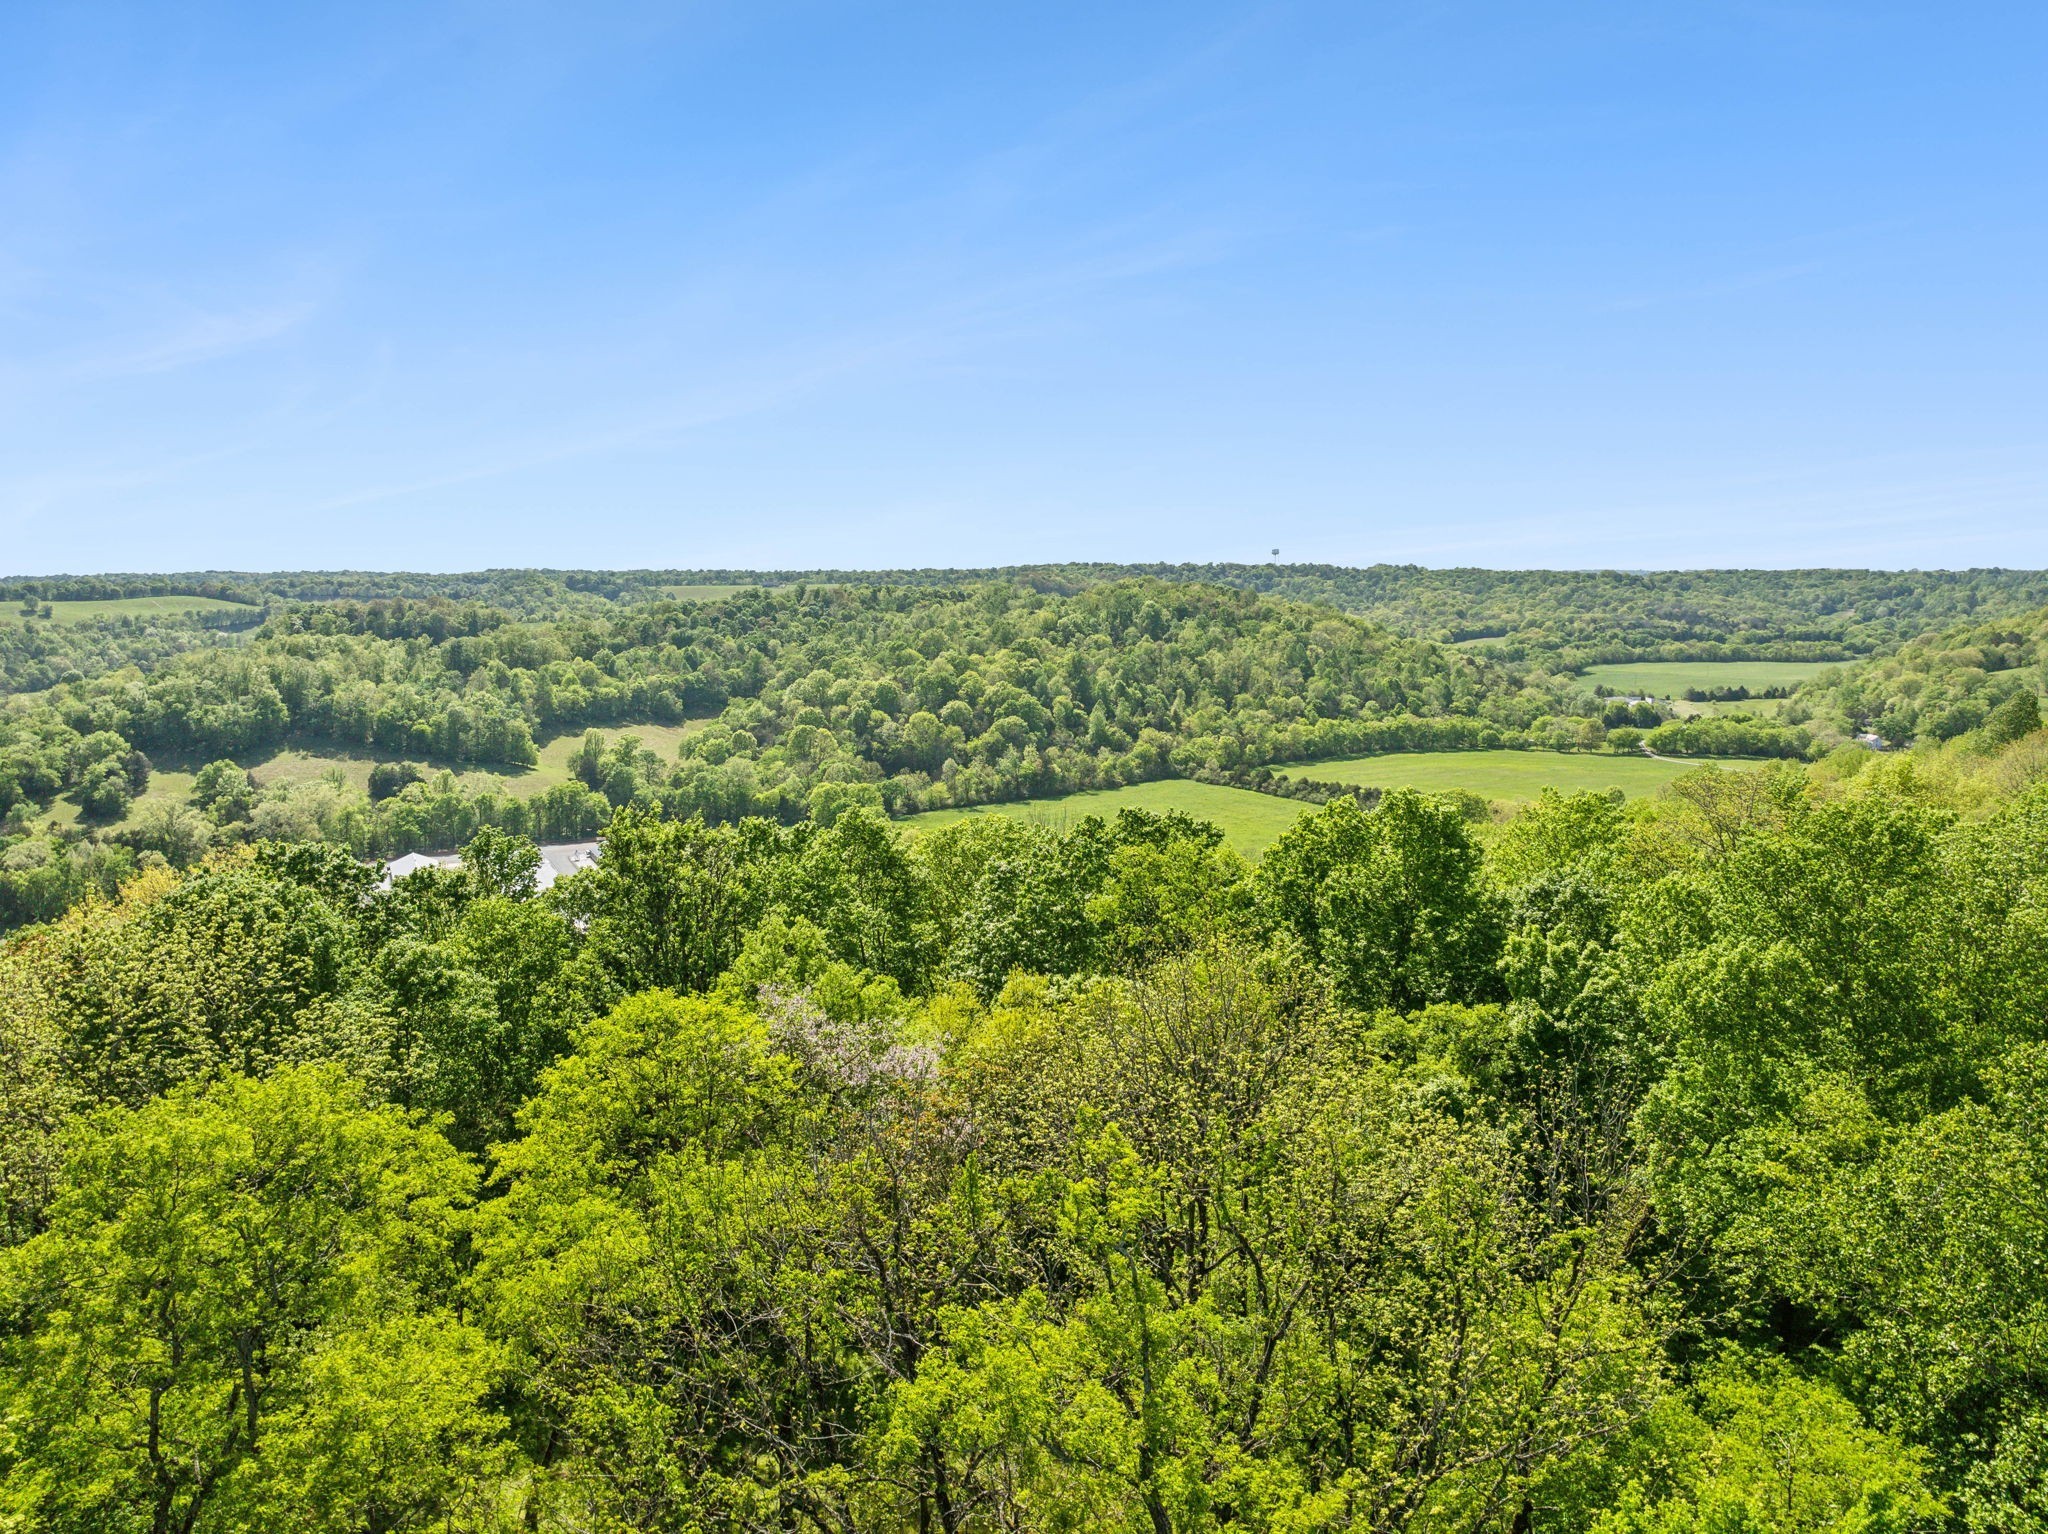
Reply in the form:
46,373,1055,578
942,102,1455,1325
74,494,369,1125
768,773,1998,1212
3,579,1608,916
1792,604,2048,745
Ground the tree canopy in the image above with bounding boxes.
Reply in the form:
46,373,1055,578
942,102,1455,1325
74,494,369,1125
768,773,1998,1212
1,725,2045,1528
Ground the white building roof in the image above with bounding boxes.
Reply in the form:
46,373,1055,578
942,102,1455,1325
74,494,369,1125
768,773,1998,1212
534,840,600,892
377,841,600,893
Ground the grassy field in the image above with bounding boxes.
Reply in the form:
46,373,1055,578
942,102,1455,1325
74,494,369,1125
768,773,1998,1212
659,584,770,602
0,595,258,626
896,780,1316,858
894,750,1743,858
31,720,717,832
244,721,712,800
38,768,200,831
28,719,721,835
1281,749,1715,801
1580,659,1841,697
519,722,706,795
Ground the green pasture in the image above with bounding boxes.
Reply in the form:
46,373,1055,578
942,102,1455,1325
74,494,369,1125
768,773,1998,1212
1281,749,1715,802
895,750,1747,858
897,779,1315,858
37,768,200,831
1579,659,1841,697
0,595,258,626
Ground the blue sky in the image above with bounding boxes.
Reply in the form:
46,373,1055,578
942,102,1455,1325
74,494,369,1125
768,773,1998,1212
2,1,2044,573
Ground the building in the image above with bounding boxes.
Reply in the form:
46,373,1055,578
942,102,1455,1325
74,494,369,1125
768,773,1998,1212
377,840,600,892
535,841,600,890
376,851,459,888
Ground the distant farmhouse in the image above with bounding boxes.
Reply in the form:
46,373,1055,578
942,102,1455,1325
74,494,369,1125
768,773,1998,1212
378,840,599,892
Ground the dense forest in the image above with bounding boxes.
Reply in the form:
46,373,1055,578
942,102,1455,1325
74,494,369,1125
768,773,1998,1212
0,603,262,696
751,563,2048,668
1089,564,2048,665
4,725,2048,1530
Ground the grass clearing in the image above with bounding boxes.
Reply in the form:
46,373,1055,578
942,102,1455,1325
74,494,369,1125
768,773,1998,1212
0,595,258,626
1283,749,1718,802
658,584,771,602
520,722,708,796
238,721,713,800
896,780,1316,858
1671,694,1794,720
36,768,199,833
1579,659,1842,697
27,719,719,831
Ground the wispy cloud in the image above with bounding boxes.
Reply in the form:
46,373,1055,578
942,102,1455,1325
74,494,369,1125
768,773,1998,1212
303,229,1217,516
62,299,316,381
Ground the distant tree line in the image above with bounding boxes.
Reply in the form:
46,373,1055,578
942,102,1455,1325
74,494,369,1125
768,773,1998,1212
12,563,2048,667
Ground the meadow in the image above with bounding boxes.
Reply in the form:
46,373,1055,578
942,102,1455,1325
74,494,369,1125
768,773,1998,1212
37,722,712,833
894,750,1738,857
1579,658,1841,696
243,721,711,799
0,595,258,626
1291,748,1716,801
896,779,1315,857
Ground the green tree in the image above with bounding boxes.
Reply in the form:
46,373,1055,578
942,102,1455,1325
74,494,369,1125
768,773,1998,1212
549,808,768,1012
770,806,936,989
127,799,215,868
1981,688,2043,749
459,824,541,901
191,758,257,822
19,864,358,1107
1491,787,1628,889
1252,790,1504,1011
75,756,134,820
879,948,1661,1534
0,1066,506,1533
1594,1355,1943,1534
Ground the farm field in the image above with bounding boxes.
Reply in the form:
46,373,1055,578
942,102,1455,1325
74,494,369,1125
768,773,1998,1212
1579,659,1840,697
1288,749,1717,801
0,595,258,626
895,750,1744,858
897,779,1315,858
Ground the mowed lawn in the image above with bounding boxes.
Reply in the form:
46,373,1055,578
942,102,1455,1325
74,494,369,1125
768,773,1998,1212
0,595,258,626
897,780,1315,858
1282,749,1715,801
